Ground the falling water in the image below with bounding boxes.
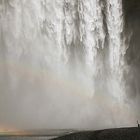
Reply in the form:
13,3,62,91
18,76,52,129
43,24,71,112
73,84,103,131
107,0,127,100
0,0,135,130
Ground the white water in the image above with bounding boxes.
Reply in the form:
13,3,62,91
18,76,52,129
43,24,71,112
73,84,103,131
0,0,136,130
107,0,126,100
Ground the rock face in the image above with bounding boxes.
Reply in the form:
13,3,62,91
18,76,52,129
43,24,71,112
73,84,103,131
53,127,140,140
123,0,140,20
123,0,140,100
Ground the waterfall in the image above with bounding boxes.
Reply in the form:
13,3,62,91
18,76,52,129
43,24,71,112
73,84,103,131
0,0,133,129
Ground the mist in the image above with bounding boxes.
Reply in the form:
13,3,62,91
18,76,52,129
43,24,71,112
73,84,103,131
0,0,140,131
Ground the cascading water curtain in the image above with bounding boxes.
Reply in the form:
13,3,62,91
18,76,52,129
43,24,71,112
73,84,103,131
0,0,127,97
0,0,131,129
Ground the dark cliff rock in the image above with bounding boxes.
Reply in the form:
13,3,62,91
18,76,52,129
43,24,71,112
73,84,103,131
123,0,140,99
53,127,140,140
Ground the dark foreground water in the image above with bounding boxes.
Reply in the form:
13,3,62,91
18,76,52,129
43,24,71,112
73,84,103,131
0,136,57,140
0,129,75,140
